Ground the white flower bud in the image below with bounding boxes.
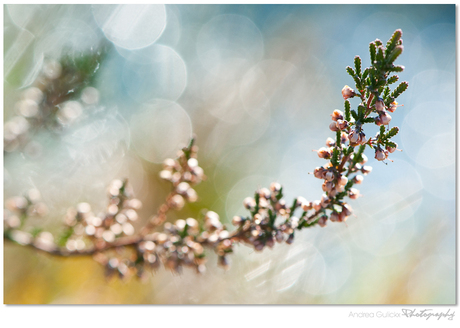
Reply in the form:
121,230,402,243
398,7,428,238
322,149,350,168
325,171,334,181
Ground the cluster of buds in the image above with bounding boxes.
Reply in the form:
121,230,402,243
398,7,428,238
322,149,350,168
63,179,140,251
329,109,349,132
104,211,233,279
374,98,392,126
160,141,205,210
348,128,367,146
4,189,48,232
232,183,306,251
4,58,101,154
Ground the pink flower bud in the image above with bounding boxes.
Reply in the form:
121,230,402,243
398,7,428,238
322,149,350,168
313,167,325,179
330,212,339,222
318,216,327,227
331,109,344,121
342,203,353,217
386,143,399,153
379,111,392,125
337,119,348,130
312,200,322,211
316,147,332,159
325,137,335,147
374,98,385,112
348,188,360,199
329,122,339,132
338,175,348,186
353,175,364,184
341,132,349,144
322,181,334,193
342,85,355,100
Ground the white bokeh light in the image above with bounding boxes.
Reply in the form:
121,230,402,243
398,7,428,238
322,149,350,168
92,4,167,50
129,99,192,163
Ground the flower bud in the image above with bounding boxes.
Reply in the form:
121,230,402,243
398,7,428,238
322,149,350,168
232,216,244,226
337,119,348,130
349,129,359,144
375,148,388,161
243,197,256,210
330,212,339,222
379,111,392,125
338,175,348,186
353,175,364,184
348,188,360,199
316,147,332,159
270,182,282,193
318,215,327,227
301,200,312,212
296,196,307,207
362,165,372,175
342,85,355,100
374,98,385,112
259,188,271,199
386,143,398,153
322,181,334,193
312,200,322,211
358,132,367,145
342,203,353,217
388,101,402,113
329,122,339,132
313,167,326,179
331,109,344,121
325,171,334,182
341,132,349,144
325,137,335,147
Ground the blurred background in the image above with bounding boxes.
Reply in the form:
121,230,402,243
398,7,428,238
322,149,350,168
3,4,455,304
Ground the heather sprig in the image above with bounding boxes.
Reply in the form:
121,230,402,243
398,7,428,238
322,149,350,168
4,30,408,279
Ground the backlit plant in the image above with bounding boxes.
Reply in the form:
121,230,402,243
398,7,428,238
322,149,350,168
4,30,408,280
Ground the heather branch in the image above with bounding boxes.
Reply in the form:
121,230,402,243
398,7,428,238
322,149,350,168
4,29,408,279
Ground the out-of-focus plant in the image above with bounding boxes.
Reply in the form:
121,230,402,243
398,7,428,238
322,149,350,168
4,30,408,280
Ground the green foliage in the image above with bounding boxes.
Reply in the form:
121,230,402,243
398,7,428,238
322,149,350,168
344,100,351,121
354,56,362,77
391,81,409,99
